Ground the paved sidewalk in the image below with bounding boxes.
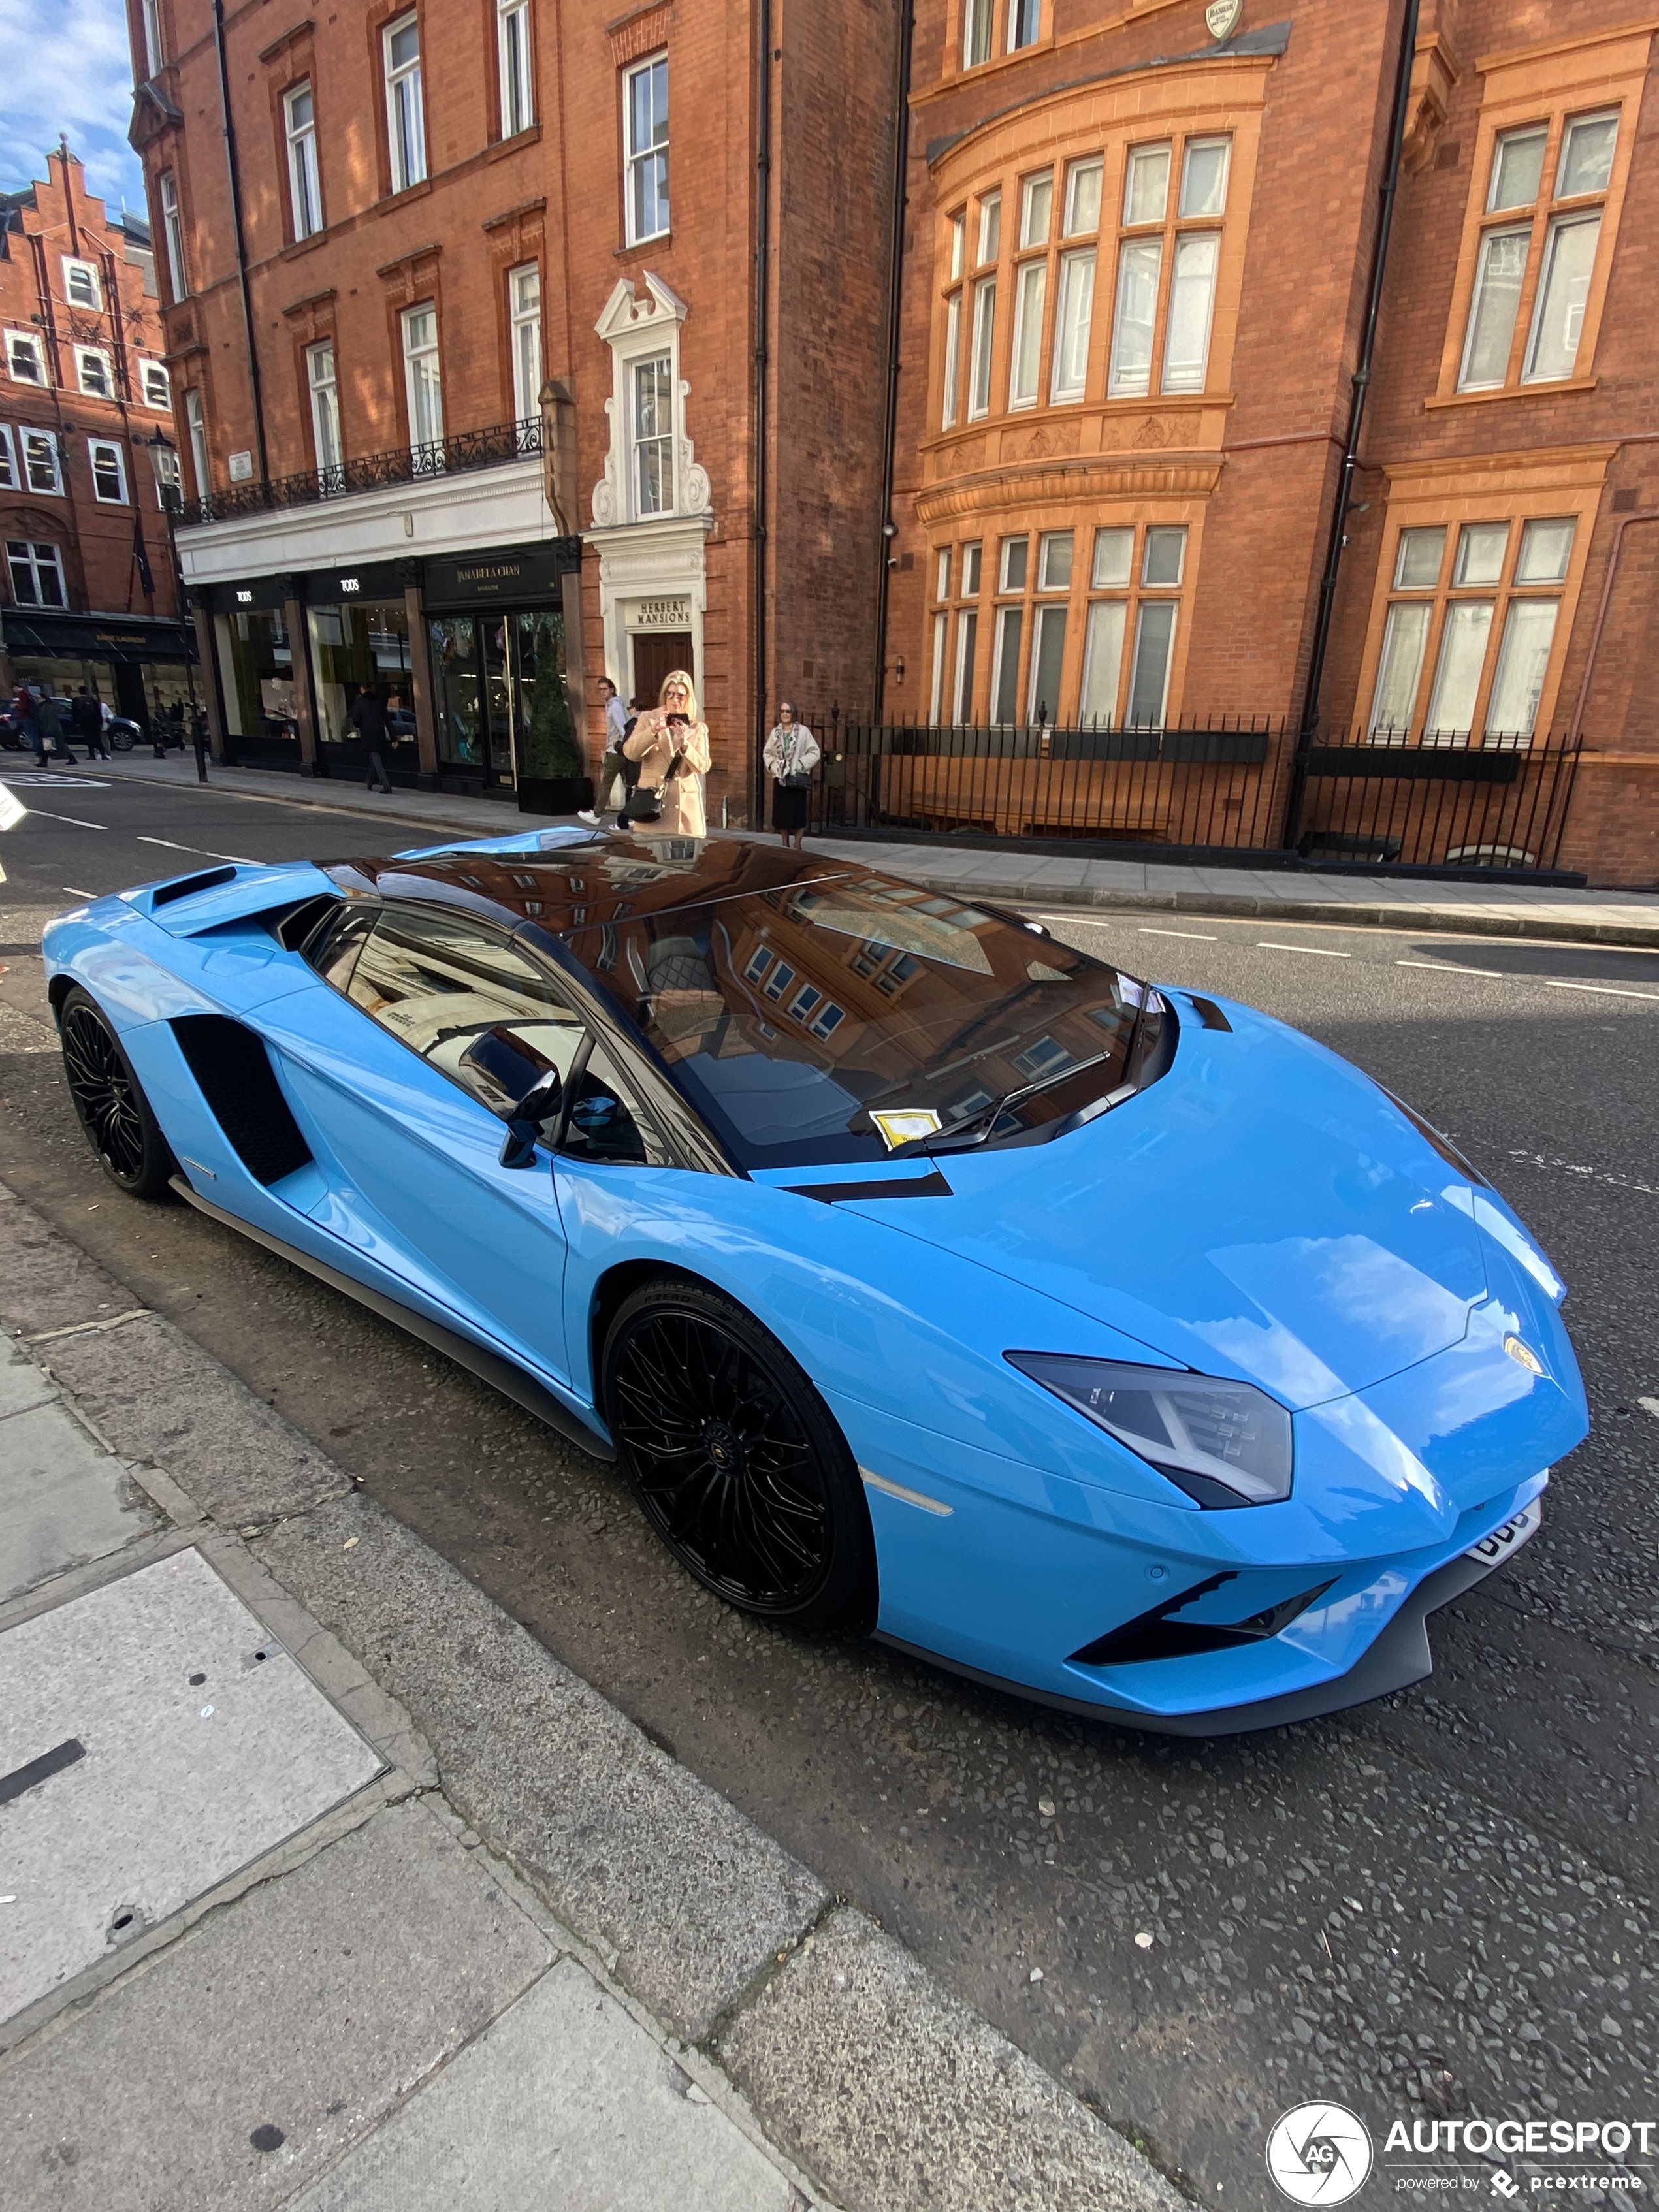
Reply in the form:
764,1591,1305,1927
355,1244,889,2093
0,1181,1181,2212
15,750,1659,944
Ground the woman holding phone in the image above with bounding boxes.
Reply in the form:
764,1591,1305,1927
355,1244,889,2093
622,669,712,836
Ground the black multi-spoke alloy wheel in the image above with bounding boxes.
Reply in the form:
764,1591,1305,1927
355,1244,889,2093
603,1277,877,1629
59,985,176,1199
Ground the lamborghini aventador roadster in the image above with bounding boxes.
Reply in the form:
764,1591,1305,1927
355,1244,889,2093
40,827,1587,1732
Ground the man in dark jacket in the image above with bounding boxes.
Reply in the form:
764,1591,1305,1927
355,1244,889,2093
71,688,109,759
349,686,387,746
35,692,71,767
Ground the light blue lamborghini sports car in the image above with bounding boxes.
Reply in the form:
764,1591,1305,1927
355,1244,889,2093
41,829,1587,1732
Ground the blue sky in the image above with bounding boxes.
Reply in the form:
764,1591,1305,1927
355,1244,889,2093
0,0,147,217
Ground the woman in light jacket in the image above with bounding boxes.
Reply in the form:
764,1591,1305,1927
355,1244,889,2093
762,701,820,850
622,670,712,836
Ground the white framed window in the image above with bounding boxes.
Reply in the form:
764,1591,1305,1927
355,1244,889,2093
991,604,1023,724
1515,515,1575,583
631,352,673,515
1080,600,1125,726
953,606,978,720
1368,601,1431,736
935,547,951,599
1142,525,1186,586
1522,212,1600,383
1037,530,1072,590
141,0,163,74
139,357,170,409
1050,247,1095,402
1123,143,1171,225
7,539,67,608
930,609,948,721
1008,0,1040,52
1489,124,1546,212
1179,138,1231,217
159,171,187,300
384,15,427,194
184,387,209,505
63,257,102,310
999,534,1028,593
1161,232,1219,393
624,54,668,244
1425,601,1494,740
88,438,129,503
1459,223,1529,389
1009,257,1044,408
285,82,323,239
1108,239,1161,395
498,0,534,138
75,346,114,398
0,425,14,488
1063,157,1102,236
1485,598,1559,739
976,191,1001,264
20,427,63,494
967,275,996,418
306,340,342,485
401,303,443,451
509,263,542,421
963,0,992,67
961,540,982,596
1091,525,1133,588
941,289,961,428
1019,171,1052,249
6,329,47,386
1126,601,1176,726
152,443,182,509
1027,603,1066,722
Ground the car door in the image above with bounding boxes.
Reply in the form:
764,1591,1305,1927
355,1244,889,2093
275,901,586,1385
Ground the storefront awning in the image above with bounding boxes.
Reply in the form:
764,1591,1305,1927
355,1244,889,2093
3,613,199,664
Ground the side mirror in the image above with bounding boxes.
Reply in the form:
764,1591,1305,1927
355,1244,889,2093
497,1065,562,1170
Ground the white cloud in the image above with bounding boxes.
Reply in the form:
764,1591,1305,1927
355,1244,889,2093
0,0,146,214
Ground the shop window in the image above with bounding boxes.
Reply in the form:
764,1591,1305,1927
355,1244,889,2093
309,598,417,758
624,53,668,244
88,439,129,504
159,171,187,302
7,539,67,608
7,329,47,385
401,303,443,453
1366,512,1576,747
20,428,63,495
63,257,102,310
285,81,323,240
306,341,342,490
217,607,298,755
384,14,427,193
0,426,13,488
509,263,542,423
498,0,534,140
140,358,170,409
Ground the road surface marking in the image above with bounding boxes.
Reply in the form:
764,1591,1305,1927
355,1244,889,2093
1256,940,1351,957
24,809,107,830
1138,927,1217,940
1396,958,1504,976
1507,1149,1658,1196
137,834,260,866
63,886,95,899
1544,978,1659,1002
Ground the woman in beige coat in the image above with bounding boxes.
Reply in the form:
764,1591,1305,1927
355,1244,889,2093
621,670,712,837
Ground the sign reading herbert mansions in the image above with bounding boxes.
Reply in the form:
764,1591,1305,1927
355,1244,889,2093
630,597,693,630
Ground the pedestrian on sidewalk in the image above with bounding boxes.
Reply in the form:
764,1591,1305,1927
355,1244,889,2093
72,687,110,759
763,701,820,850
36,690,72,767
622,670,711,836
590,677,631,821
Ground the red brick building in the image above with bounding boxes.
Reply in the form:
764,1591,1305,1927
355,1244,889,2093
124,0,899,814
883,0,1659,884
1,145,197,723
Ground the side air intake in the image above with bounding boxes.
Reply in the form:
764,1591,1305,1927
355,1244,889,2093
170,1016,313,1186
152,866,238,909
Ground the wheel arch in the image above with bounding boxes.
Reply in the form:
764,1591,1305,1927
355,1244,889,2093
588,1258,730,1405
47,971,78,1023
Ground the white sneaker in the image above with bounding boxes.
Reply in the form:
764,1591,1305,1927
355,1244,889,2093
575,809,601,827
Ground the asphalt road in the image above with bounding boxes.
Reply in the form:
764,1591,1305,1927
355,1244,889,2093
1,771,1654,2204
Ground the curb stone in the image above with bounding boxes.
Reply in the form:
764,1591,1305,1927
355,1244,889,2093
0,1181,1185,2211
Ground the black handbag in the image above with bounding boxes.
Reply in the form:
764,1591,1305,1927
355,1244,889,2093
625,783,664,823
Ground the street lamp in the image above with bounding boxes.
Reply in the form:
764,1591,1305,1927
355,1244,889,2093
145,428,206,783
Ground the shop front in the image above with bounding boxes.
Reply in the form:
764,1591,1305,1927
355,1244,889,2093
422,545,575,794
303,564,422,783
3,609,198,733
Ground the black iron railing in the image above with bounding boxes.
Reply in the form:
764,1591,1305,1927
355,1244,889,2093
783,709,1583,875
176,415,543,528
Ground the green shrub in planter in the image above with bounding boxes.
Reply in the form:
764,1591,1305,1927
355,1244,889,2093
521,615,583,781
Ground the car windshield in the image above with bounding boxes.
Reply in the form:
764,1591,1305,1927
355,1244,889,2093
563,873,1150,1168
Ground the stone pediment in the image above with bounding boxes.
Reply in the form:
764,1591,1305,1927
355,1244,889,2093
128,81,184,152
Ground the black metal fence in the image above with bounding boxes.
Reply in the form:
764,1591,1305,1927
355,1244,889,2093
175,416,543,528
785,709,1583,876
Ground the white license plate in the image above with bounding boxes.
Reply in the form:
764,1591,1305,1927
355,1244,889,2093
1464,1498,1542,1565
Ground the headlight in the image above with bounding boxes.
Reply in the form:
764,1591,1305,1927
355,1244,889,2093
1005,1353,1293,1507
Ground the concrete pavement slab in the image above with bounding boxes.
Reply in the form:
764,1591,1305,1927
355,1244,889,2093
0,1546,381,2021
0,1392,160,1605
722,1908,1185,2212
35,1309,353,1523
0,1800,553,2212
254,1494,830,2042
0,1183,140,1337
283,1956,803,2212
0,1333,56,1417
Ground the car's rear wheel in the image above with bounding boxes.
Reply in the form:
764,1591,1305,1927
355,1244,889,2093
602,1276,876,1629
59,986,175,1200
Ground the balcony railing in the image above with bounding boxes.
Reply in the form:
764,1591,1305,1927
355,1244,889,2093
175,415,543,528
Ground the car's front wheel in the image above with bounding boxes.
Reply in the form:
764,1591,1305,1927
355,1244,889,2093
602,1276,876,1629
59,986,176,1200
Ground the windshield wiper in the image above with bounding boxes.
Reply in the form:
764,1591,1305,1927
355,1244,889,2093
884,1047,1127,1159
